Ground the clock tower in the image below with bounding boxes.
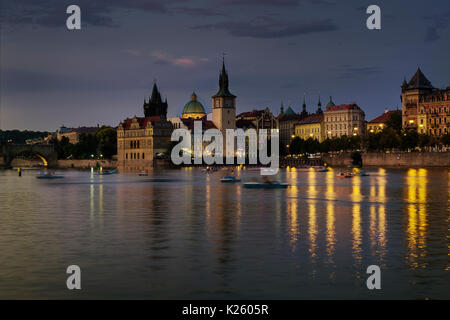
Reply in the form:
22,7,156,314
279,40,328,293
212,59,236,134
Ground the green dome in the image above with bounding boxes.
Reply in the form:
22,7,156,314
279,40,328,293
182,92,206,115
326,96,335,107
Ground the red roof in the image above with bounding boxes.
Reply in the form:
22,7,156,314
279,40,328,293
180,117,217,130
368,110,399,124
236,119,256,129
121,116,161,129
298,114,324,124
325,104,362,112
277,113,304,121
236,110,264,118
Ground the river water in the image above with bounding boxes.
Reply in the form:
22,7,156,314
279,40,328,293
0,167,448,299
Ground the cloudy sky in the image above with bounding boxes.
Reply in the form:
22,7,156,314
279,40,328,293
1,0,449,131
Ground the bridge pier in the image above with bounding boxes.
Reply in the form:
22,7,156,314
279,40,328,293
1,144,57,168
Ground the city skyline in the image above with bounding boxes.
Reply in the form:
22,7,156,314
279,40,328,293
1,0,450,131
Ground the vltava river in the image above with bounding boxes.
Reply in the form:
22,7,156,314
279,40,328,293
0,167,448,299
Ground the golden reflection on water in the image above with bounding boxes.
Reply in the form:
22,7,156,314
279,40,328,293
351,175,362,265
369,168,387,260
325,169,335,262
287,168,299,250
406,168,428,269
377,169,386,258
307,169,317,260
236,181,242,233
205,172,211,233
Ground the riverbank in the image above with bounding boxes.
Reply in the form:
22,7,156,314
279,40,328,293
322,151,450,167
57,159,117,169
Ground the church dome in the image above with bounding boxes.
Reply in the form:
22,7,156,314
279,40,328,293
182,92,206,119
326,96,335,108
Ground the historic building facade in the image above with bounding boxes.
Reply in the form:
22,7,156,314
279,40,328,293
117,84,173,171
56,126,100,144
294,114,325,142
236,108,278,133
367,109,400,134
278,95,323,148
401,68,450,136
324,103,365,138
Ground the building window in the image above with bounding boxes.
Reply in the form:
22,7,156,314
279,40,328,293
142,153,145,159
126,153,128,159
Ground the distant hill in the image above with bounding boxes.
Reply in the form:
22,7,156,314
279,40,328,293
0,130,52,144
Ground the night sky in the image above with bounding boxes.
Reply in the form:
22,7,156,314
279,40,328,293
1,0,449,131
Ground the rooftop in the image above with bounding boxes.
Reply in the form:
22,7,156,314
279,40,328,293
325,103,363,112
368,110,399,124
298,114,324,124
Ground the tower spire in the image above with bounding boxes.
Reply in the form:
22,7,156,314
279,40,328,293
300,92,308,117
212,55,235,98
316,92,323,114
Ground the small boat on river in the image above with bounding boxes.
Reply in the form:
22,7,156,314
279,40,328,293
243,181,289,189
336,172,353,178
36,172,64,179
97,169,117,175
220,176,241,183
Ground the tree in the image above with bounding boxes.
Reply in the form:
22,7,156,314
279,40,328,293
351,151,362,167
95,126,117,158
379,127,401,150
441,133,450,146
385,110,402,134
400,129,419,150
418,134,431,149
74,133,98,159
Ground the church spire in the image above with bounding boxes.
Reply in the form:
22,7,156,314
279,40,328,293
300,93,308,117
212,56,236,98
316,92,323,114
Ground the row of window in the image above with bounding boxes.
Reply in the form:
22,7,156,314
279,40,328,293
325,115,361,122
420,128,449,135
121,140,152,149
296,127,320,134
125,153,145,160
420,107,449,114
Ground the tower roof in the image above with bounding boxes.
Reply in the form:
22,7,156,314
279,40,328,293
212,59,236,98
406,68,433,90
284,106,296,115
150,82,163,104
326,96,335,108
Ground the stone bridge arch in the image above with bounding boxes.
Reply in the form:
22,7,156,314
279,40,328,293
0,144,57,168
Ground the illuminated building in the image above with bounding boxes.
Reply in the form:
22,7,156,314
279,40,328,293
324,102,365,138
294,114,324,142
401,68,450,135
366,109,400,134
117,83,174,171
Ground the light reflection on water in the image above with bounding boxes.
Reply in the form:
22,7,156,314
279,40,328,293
0,167,448,299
